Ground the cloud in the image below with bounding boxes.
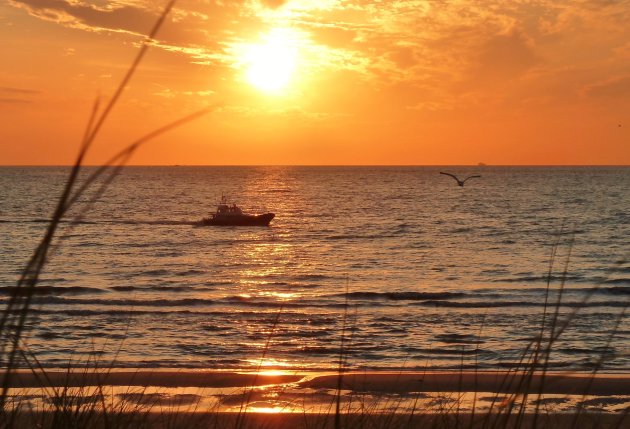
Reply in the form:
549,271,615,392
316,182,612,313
0,86,41,94
259,0,288,9
153,88,215,99
0,87,40,104
473,28,540,81
9,0,161,35
309,23,359,49
7,0,630,114
0,98,32,104
585,75,630,98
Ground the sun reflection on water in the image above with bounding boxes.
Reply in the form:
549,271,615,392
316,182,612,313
247,405,285,413
256,369,292,377
243,358,296,370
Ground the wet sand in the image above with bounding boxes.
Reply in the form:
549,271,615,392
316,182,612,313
3,369,628,429
10,411,629,429
3,369,629,395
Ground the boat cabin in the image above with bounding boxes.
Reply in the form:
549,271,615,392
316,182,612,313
215,196,243,217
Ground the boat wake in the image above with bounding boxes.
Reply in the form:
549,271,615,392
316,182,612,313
0,218,201,226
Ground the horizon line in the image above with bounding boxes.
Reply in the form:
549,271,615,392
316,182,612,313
1,164,629,168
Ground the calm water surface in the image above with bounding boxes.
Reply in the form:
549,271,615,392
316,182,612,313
0,166,628,371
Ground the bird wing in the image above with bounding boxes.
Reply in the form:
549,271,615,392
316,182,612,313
462,175,481,183
440,172,460,182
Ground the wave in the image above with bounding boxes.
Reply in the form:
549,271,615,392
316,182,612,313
176,269,206,277
294,274,330,281
414,300,628,308
263,189,293,193
415,347,493,356
109,220,198,226
27,308,215,317
26,308,331,319
11,296,340,310
136,269,207,277
334,291,466,301
492,274,587,283
498,361,573,369
0,218,198,226
109,285,215,292
492,275,543,283
296,346,346,355
0,286,105,296
585,285,629,294
7,293,625,311
602,279,630,286
325,234,392,240
221,296,350,309
435,333,483,344
4,218,99,225
28,296,218,307
140,269,170,276
558,346,615,355
491,286,630,296
549,229,587,236
448,227,474,234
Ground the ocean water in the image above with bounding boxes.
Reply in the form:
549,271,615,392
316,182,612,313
0,166,628,371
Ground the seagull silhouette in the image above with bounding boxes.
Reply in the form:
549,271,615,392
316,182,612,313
440,172,481,187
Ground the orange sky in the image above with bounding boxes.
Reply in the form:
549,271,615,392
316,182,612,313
1,0,629,165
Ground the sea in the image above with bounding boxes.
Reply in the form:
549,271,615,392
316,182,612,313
0,166,628,372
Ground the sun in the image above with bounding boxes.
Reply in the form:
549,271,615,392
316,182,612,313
243,29,298,93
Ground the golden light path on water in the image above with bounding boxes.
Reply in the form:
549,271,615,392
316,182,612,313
3,167,628,374
243,359,298,370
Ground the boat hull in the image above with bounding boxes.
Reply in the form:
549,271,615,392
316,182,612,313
199,213,275,227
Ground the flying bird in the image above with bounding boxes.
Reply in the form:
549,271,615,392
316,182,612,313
440,172,481,187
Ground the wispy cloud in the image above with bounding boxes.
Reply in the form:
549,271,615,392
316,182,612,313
9,0,160,35
0,98,32,104
7,0,630,111
585,75,630,98
0,86,41,94
0,86,40,104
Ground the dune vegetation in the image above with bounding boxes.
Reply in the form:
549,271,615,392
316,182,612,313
1,2,627,428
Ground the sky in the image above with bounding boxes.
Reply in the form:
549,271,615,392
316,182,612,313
1,0,629,165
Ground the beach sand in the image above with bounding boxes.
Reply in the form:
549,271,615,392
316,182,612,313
2,369,628,428
4,369,629,394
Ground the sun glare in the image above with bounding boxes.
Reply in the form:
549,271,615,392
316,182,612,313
244,29,298,93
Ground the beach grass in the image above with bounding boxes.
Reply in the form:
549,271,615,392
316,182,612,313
0,1,628,428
